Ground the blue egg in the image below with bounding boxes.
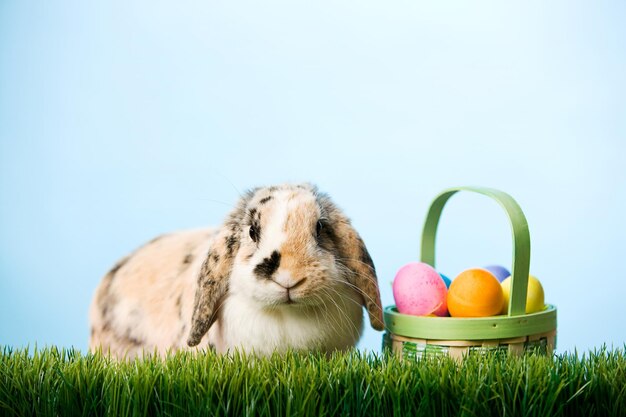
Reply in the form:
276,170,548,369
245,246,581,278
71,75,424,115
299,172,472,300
440,273,452,289
483,265,511,283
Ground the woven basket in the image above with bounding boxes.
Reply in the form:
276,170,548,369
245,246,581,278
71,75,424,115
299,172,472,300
383,186,557,360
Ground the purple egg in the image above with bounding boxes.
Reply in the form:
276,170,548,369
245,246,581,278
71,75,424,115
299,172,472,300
483,265,511,282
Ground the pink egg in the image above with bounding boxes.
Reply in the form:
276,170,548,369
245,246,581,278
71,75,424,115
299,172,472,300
393,262,448,316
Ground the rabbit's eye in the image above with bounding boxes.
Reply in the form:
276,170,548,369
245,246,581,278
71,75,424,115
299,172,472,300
249,225,259,242
315,220,323,238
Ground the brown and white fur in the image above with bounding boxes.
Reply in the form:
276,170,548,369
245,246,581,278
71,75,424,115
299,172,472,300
89,183,384,359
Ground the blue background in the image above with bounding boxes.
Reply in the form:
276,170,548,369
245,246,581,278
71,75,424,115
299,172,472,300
1,1,624,354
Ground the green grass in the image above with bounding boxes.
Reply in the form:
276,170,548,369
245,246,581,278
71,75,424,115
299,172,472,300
1,346,625,417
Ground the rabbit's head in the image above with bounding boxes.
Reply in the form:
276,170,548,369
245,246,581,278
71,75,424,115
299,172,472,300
187,183,383,347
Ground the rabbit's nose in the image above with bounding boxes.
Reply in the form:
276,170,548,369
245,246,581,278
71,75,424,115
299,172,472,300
272,269,305,289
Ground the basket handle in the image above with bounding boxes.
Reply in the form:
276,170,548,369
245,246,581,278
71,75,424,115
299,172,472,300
420,186,530,317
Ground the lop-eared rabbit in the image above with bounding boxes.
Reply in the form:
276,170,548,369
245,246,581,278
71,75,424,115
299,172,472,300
89,184,383,358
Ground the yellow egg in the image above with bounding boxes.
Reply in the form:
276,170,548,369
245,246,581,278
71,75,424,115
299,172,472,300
501,275,545,314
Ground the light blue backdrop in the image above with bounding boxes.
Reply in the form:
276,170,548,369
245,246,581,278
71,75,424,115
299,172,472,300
1,1,624,354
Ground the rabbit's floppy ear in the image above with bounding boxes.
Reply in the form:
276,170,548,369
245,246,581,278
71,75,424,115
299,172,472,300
187,190,256,347
318,195,384,331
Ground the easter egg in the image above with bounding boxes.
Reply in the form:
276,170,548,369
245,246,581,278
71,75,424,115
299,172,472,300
440,273,452,289
393,262,448,317
483,265,511,282
447,268,503,317
500,275,545,314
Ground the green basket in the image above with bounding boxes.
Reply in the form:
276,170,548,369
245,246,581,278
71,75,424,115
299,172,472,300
383,186,557,360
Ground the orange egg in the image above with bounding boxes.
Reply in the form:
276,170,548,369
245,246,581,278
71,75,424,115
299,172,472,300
447,268,504,317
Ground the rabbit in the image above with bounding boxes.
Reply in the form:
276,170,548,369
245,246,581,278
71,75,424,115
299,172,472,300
89,183,384,359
